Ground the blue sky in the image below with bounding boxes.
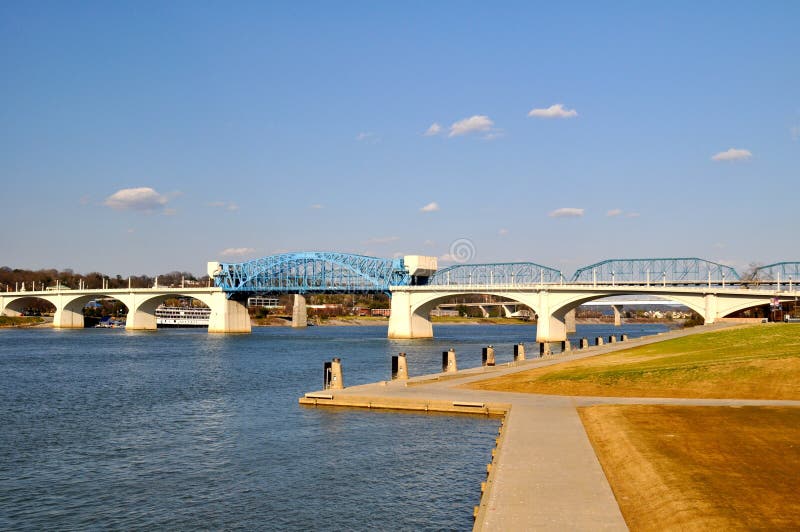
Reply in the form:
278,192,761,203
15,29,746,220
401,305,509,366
1,1,798,277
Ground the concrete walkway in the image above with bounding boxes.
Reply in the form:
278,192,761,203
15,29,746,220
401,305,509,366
298,324,800,531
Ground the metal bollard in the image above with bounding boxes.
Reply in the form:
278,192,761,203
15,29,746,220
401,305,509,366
608,335,617,343
580,338,589,349
596,336,604,346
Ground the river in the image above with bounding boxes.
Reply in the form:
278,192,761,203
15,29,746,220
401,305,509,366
0,322,669,530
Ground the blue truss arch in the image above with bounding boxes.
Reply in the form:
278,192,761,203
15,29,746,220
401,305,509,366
213,252,410,294
752,262,800,281
571,258,740,284
426,262,563,286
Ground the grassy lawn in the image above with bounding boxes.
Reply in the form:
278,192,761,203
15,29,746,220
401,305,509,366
579,405,800,531
466,324,800,399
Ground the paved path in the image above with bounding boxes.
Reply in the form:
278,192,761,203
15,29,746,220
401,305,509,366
299,324,800,530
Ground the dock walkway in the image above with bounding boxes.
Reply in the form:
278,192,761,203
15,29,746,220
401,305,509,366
299,324,800,530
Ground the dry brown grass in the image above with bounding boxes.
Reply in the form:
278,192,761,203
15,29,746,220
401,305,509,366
579,405,800,531
466,325,800,399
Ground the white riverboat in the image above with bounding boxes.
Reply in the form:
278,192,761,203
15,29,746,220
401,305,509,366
155,305,211,327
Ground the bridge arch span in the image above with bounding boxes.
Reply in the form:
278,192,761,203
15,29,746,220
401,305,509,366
389,289,542,339
1,295,57,317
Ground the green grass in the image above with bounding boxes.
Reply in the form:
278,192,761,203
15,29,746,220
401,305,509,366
468,324,800,399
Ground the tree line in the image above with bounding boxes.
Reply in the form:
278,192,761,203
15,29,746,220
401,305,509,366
0,267,208,291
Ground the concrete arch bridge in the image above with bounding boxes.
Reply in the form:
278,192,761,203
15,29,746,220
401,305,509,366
387,259,800,344
0,287,248,333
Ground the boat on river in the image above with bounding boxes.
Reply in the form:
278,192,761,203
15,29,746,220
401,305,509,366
155,305,211,327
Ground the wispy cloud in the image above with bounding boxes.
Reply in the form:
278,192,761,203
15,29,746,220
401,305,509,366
528,103,578,119
364,236,400,245
606,209,622,217
104,187,170,213
208,201,239,211
423,239,435,247
424,123,442,136
220,247,256,258
310,203,324,209
626,212,641,218
549,207,584,218
498,228,509,235
356,132,379,143
791,125,799,141
420,201,440,213
711,148,752,161
449,115,494,137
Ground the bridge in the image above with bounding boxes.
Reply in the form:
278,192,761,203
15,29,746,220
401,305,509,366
1,255,798,340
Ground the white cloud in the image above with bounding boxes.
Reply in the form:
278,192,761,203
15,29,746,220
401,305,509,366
310,203,324,209
104,187,169,213
424,123,442,136
423,239,435,247
791,125,799,141
364,236,400,245
483,130,505,140
208,201,239,211
711,148,752,161
449,115,494,137
606,209,622,217
220,247,256,258
528,103,578,119
498,228,509,235
420,201,440,212
626,212,641,218
548,207,584,218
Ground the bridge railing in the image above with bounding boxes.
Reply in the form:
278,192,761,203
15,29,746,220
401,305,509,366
424,262,564,286
571,258,740,286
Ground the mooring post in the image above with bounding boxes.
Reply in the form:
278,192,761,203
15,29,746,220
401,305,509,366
513,343,525,361
580,338,589,349
608,335,617,344
392,353,408,380
442,348,457,373
596,336,604,346
482,345,495,366
539,342,551,357
325,357,343,390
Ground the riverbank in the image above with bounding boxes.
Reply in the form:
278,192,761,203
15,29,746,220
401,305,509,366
0,316,46,328
299,323,800,530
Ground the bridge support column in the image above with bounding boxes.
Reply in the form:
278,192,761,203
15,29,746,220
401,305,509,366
703,294,717,325
292,294,307,328
388,292,433,339
208,293,251,334
565,309,576,333
53,307,84,329
612,305,623,327
535,291,568,344
125,307,157,330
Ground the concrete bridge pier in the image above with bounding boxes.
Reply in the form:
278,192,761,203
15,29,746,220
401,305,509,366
535,292,568,344
612,305,623,327
292,294,307,328
565,309,576,333
208,293,251,334
53,307,84,329
388,292,434,339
